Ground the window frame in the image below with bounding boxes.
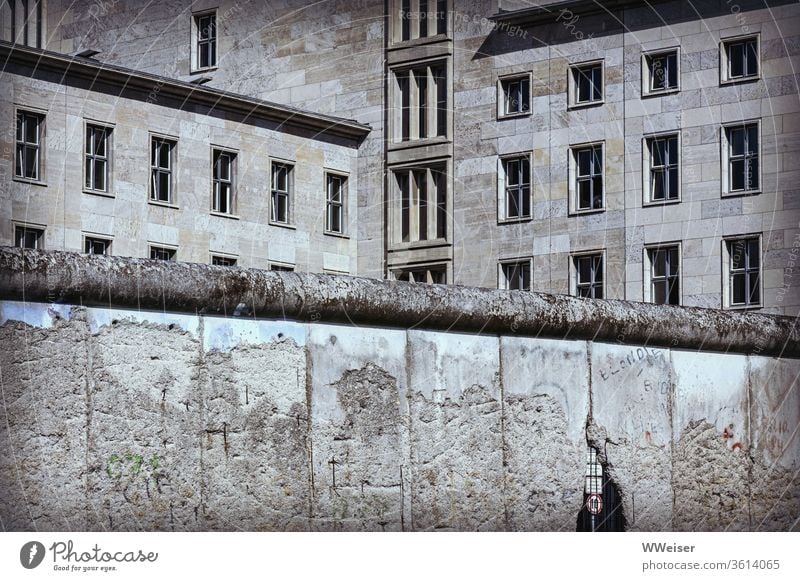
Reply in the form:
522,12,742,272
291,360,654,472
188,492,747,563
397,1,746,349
390,60,449,144
191,9,218,72
390,162,449,247
391,263,448,284
14,107,46,184
13,222,45,249
211,253,238,267
269,159,294,227
570,250,606,300
497,152,533,223
210,146,237,216
721,119,761,197
643,243,682,306
390,0,450,45
269,262,295,272
568,142,605,215
568,59,604,109
149,134,178,206
641,47,680,96
722,234,762,310
149,244,177,262
642,132,681,205
498,257,533,291
324,170,349,237
720,33,760,85
83,234,113,256
83,120,114,196
497,72,532,119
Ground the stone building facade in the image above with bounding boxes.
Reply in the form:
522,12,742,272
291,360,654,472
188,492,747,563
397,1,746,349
1,0,799,314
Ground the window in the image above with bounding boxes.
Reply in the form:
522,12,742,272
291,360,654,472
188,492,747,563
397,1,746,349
212,255,237,266
393,265,446,284
573,253,604,299
1,0,43,47
643,49,679,94
325,173,347,234
499,259,531,291
499,155,531,220
570,144,604,212
270,161,293,224
499,75,530,117
150,245,176,261
570,61,603,106
646,245,680,305
722,36,758,82
645,134,679,202
84,236,111,255
212,149,235,214
393,63,447,142
85,124,111,193
394,0,447,42
723,122,760,194
15,110,43,181
269,263,294,272
724,237,761,308
13,224,43,249
194,11,217,70
393,165,447,244
150,137,175,203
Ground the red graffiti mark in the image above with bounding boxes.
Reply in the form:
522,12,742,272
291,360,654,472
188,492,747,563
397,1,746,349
722,427,734,441
732,442,742,451
644,431,652,444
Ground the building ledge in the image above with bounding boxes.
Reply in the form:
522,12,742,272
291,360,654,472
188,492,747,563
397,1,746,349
490,0,667,26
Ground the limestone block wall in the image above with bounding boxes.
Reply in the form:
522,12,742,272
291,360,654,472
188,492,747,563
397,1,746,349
0,248,797,531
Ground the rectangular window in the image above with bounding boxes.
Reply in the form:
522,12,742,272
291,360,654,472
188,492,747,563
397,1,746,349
150,137,175,203
646,134,679,202
195,12,217,69
501,155,531,220
571,62,603,106
648,246,680,305
393,63,447,142
572,144,604,211
84,236,111,255
15,110,43,181
395,0,447,42
645,50,679,93
723,36,758,81
270,162,293,224
212,149,235,214
500,75,530,117
574,253,604,299
212,255,237,266
14,224,43,249
727,237,761,307
725,123,759,193
326,173,347,234
394,165,447,244
270,263,295,272
394,265,446,284
500,260,531,291
85,124,111,192
150,245,176,261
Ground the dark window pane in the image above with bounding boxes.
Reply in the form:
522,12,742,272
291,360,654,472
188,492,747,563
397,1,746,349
578,180,591,209
729,43,744,77
653,280,667,304
747,239,760,267
578,150,591,175
667,54,677,88
730,127,744,155
521,186,531,216
94,160,106,190
668,167,679,198
401,0,410,40
24,146,37,178
158,172,170,200
592,176,603,207
25,116,38,143
745,41,758,76
668,278,680,305
419,0,428,36
652,249,666,277
732,273,745,304
506,159,519,186
437,0,447,35
731,159,745,191
746,158,758,190
748,272,760,304
747,125,758,154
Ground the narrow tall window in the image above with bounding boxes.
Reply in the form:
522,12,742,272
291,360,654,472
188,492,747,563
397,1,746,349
574,254,603,299
394,63,447,142
573,145,604,211
395,166,447,244
724,36,758,81
14,225,43,249
500,75,530,116
85,125,110,192
395,0,447,42
212,150,235,214
502,156,531,219
501,260,531,291
326,174,346,234
150,137,175,203
271,162,292,224
15,110,43,180
728,237,761,307
726,123,759,193
195,12,217,69
84,236,111,255
648,246,680,305
647,135,679,202
646,51,678,92
571,62,603,105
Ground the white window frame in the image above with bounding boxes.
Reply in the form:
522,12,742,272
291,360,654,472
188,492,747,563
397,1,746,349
149,244,177,262
150,134,177,206
721,234,762,309
191,9,218,72
211,147,237,215
497,152,532,222
324,171,348,236
568,59,604,108
498,257,533,291
270,159,294,226
643,132,681,204
568,141,605,214
641,47,680,96
497,72,531,119
14,107,45,183
570,250,606,299
84,120,114,196
720,33,760,85
721,119,761,197
83,234,113,256
643,242,682,305
13,221,45,249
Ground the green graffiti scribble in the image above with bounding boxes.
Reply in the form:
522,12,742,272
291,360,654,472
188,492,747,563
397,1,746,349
106,454,122,479
125,453,143,475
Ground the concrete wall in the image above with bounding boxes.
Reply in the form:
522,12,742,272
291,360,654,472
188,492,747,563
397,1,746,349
0,249,797,531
